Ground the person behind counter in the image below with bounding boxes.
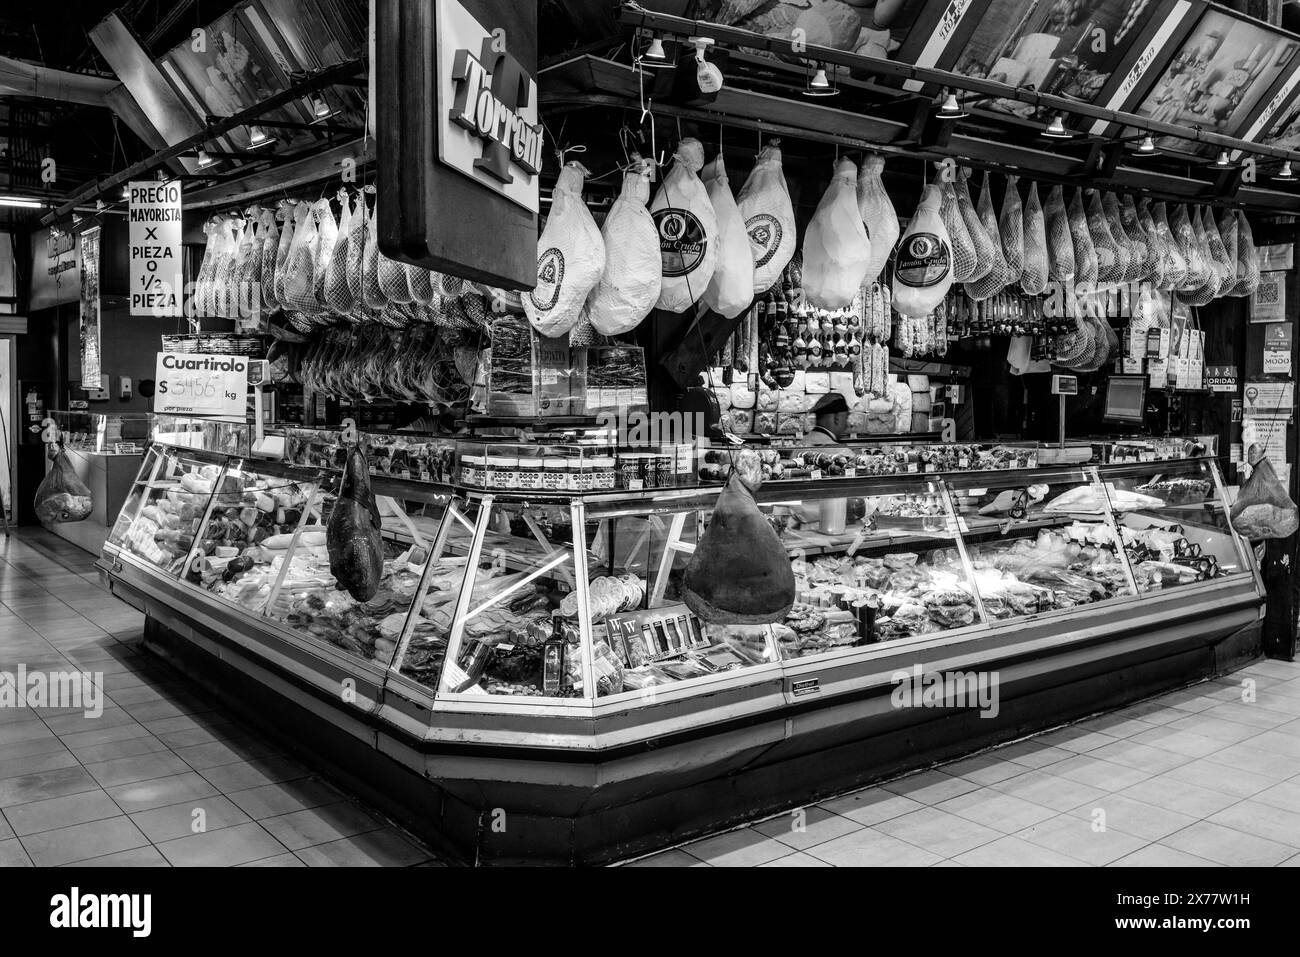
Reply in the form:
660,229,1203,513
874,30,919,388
805,393,850,446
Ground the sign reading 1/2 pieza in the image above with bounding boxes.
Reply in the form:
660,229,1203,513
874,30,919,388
153,352,246,418
438,0,542,213
129,181,183,317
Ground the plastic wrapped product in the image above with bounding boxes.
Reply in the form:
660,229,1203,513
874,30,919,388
1201,206,1234,298
311,197,340,309
273,203,296,308
524,161,606,336
955,167,996,282
34,445,93,524
259,209,280,313
804,157,872,310
683,473,795,624
1150,202,1186,291
1020,180,1048,296
588,161,663,333
1232,209,1260,297
1087,189,1124,289
327,446,384,602
700,154,753,319
345,192,367,308
650,138,718,312
1216,207,1239,297
737,140,797,292
1231,457,1299,539
890,183,952,319
857,152,899,285
281,202,320,314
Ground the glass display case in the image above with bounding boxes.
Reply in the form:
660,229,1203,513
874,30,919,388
48,410,151,453
103,445,1261,712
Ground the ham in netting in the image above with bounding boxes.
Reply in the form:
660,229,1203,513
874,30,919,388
1044,186,1075,286
1020,180,1048,296
965,171,1012,301
940,174,977,282
955,167,996,282
1068,188,1098,289
999,174,1024,289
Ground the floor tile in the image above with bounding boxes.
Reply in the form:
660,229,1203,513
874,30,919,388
1034,727,1121,754
940,752,1032,786
936,788,1058,832
172,737,280,771
876,806,1003,857
0,748,80,780
816,789,925,827
106,771,222,813
993,740,1077,769
292,827,433,867
952,835,1081,867
156,820,288,867
752,804,862,850
19,816,150,866
879,769,980,805
1063,793,1199,842
1108,844,1222,867
1128,726,1226,758
0,766,99,809
1164,715,1262,745
1047,754,1154,792
64,845,171,867
1199,742,1299,781
129,794,253,843
1160,821,1295,867
1014,813,1149,865
258,801,384,851
1117,775,1241,819
759,851,832,867
624,848,709,867
677,828,793,867
2,788,122,836
1161,759,1276,799
198,756,309,793
1206,800,1300,850
66,734,171,765
0,838,32,866
804,827,943,867
0,720,57,747
57,721,153,749
1251,778,1300,813
990,769,1107,812
224,778,346,820
84,752,193,788
238,853,306,867
1084,739,1190,775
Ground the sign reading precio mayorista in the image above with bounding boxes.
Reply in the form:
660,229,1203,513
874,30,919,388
153,352,247,418
129,180,183,317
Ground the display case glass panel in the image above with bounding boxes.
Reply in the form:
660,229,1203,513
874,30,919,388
436,499,584,700
948,468,1136,621
185,462,318,615
107,445,222,575
261,478,438,668
1097,460,1250,593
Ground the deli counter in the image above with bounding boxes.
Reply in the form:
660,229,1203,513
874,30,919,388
99,442,1264,865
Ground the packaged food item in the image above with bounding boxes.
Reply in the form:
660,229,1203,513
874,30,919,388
524,162,605,337
585,160,661,335
650,139,718,312
701,153,754,319
34,445,93,524
803,157,871,311
737,141,797,292
891,184,952,318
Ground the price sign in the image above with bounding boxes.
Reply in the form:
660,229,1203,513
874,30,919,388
154,352,247,418
129,181,183,317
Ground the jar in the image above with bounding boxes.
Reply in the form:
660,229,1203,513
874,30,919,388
652,453,673,489
461,454,484,488
592,456,616,490
541,458,567,492
619,454,643,490
486,455,519,489
518,457,544,491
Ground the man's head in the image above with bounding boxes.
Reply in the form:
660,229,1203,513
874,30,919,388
811,393,850,438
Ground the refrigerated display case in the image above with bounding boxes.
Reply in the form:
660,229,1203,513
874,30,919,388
99,444,1265,864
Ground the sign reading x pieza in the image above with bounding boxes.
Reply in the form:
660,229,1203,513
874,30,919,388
376,0,539,290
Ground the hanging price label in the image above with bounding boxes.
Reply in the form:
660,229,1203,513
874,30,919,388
153,352,247,418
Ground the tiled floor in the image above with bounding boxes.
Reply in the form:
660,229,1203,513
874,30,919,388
629,663,1300,867
0,529,439,867
6,529,1299,868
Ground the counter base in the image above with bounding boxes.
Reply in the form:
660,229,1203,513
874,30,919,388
135,607,1261,866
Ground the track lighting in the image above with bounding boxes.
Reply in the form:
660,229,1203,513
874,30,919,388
1132,134,1159,156
1041,113,1072,139
1275,160,1296,181
804,63,838,97
936,88,967,118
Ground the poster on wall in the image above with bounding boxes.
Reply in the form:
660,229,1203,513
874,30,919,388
78,227,101,392
943,0,1190,128
1128,8,1300,158
1252,270,1287,322
1263,323,1293,375
129,180,184,318
28,226,80,311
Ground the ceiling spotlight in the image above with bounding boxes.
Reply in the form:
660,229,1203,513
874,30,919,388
1133,134,1159,156
247,126,274,147
196,150,214,168
638,34,671,68
1275,160,1296,181
120,186,130,200
1214,150,1232,167
1041,113,1072,139
936,88,967,119
804,63,838,97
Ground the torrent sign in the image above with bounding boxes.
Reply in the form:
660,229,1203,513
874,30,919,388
129,180,183,317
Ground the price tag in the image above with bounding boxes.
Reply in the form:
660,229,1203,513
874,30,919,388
629,479,644,490
400,469,411,480
419,470,431,482
811,469,822,480
154,352,247,418
908,463,919,473
844,468,857,478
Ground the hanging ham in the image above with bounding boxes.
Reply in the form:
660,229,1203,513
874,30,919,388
803,156,872,311
856,153,899,285
650,138,718,312
737,140,798,293
587,160,663,333
700,153,753,319
1020,181,1048,296
891,183,952,318
524,161,606,336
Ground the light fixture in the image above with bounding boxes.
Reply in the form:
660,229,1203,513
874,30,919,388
638,34,671,69
688,37,723,94
0,195,43,209
247,126,274,147
196,150,214,168
936,88,967,119
309,96,337,122
804,62,838,97
1132,134,1159,156
1214,149,1232,167
120,186,130,200
1041,113,1072,139
1275,160,1296,181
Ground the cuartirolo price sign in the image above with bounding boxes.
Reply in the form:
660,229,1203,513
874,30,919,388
153,352,247,418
